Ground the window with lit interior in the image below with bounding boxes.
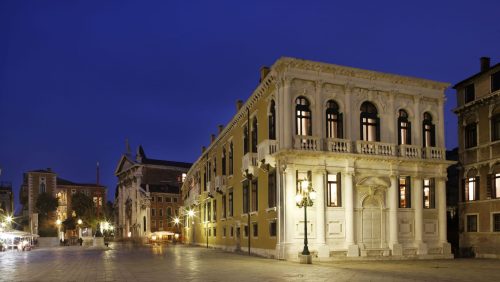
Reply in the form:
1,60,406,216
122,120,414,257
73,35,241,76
360,101,379,141
465,175,479,201
327,172,341,207
423,178,435,208
422,112,436,147
326,100,343,139
295,96,312,136
398,109,411,145
399,176,411,208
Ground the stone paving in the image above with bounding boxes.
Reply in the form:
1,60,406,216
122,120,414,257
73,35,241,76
0,243,499,281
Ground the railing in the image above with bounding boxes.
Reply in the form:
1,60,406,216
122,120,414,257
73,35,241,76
293,135,321,151
399,144,421,158
423,147,445,160
325,138,352,153
215,175,227,188
242,152,258,173
356,141,397,156
257,139,278,161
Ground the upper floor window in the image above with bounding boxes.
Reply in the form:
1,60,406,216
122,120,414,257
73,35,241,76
326,100,343,139
222,194,226,218
268,171,276,208
229,142,234,175
464,84,475,103
228,188,234,217
494,173,500,199
492,71,500,93
243,125,249,154
466,214,478,232
360,101,379,141
399,176,411,208
493,213,500,232
213,158,217,178
295,96,312,136
423,178,435,209
491,114,500,141
422,112,436,147
39,183,46,194
398,109,411,145
242,181,249,214
327,172,342,207
465,176,479,201
222,148,227,176
269,100,276,140
465,123,477,148
251,117,258,153
251,179,258,212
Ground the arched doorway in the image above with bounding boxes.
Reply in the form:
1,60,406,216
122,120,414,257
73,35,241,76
361,197,382,249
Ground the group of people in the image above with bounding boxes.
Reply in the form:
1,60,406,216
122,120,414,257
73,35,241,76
59,237,84,246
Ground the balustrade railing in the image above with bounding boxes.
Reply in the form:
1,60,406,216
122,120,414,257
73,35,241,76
399,144,421,158
293,135,321,151
356,140,397,156
325,138,351,153
257,139,278,161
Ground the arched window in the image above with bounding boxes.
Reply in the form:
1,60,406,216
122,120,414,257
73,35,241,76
269,100,276,140
360,101,379,141
422,112,435,147
326,100,343,138
251,117,258,153
229,142,234,175
143,216,146,232
243,125,249,154
398,109,411,145
464,169,479,201
295,96,312,136
222,148,227,176
491,107,500,141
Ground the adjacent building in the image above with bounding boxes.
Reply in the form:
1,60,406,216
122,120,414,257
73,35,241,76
453,57,500,258
114,145,190,241
20,168,106,235
0,181,14,216
181,57,453,260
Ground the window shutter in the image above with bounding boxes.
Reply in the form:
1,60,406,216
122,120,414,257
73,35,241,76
475,176,480,201
493,174,497,199
376,117,381,141
406,176,412,208
397,121,402,145
431,125,436,147
462,178,466,202
408,122,412,145
338,113,344,139
430,178,436,208
337,172,342,207
487,174,492,199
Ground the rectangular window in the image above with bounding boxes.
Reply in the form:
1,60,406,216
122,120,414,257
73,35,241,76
228,189,233,217
269,221,277,237
151,196,155,202
173,197,178,203
492,114,500,141
467,214,478,232
166,197,171,203
222,195,226,218
465,123,477,148
223,227,226,237
495,173,500,198
493,214,500,232
399,176,411,208
207,201,211,222
327,172,342,207
423,179,435,209
492,71,500,93
252,222,258,237
213,227,216,237
243,181,249,214
158,196,163,202
208,228,211,236
465,177,479,201
464,84,475,103
244,225,249,237
230,226,234,237
251,179,258,212
151,208,156,217
159,208,163,217
268,171,276,208
296,171,311,193
159,220,163,229
213,200,217,221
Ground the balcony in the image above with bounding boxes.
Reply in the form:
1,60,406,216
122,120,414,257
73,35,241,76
399,144,422,159
257,139,278,166
215,175,227,194
293,135,321,151
325,138,352,153
356,141,397,156
423,147,445,160
242,152,258,175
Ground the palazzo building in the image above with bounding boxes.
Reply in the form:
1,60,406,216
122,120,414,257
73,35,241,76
114,145,190,240
454,57,500,258
181,57,453,260
0,181,14,216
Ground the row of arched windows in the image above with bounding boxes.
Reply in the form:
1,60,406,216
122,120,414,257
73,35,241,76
294,96,436,147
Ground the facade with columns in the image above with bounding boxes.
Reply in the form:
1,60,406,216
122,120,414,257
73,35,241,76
181,57,453,259
115,145,191,240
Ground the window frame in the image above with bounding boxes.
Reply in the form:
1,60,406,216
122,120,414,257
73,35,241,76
251,117,258,153
422,112,436,147
399,176,411,208
326,172,342,207
491,71,500,93
464,123,477,149
360,101,380,142
326,100,343,139
466,214,478,232
295,96,312,136
492,213,500,232
464,84,475,103
398,109,411,145
423,178,435,209
269,100,276,140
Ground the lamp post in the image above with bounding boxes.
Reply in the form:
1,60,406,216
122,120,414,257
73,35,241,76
173,217,180,243
77,219,83,238
295,178,316,262
56,219,62,241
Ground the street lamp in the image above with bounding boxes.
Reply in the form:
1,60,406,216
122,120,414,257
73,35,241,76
56,219,62,241
296,178,316,260
77,219,83,238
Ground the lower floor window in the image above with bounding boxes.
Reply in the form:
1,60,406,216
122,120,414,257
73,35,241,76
269,221,277,237
494,214,500,232
467,214,478,232
244,225,249,237
252,222,258,237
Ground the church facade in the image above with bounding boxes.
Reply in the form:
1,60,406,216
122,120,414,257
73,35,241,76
181,57,453,260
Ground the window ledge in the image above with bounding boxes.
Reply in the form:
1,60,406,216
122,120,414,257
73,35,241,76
221,218,226,222
266,207,276,213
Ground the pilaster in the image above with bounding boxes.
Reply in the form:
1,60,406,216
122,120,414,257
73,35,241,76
389,175,402,256
413,176,427,255
313,169,329,258
344,169,359,257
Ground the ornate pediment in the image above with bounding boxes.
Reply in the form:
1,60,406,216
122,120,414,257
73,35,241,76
115,155,136,176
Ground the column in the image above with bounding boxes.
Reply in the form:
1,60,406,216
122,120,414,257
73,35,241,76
413,176,427,255
282,78,292,149
344,171,359,256
389,175,402,255
276,163,285,259
437,178,451,254
344,85,352,139
413,96,422,146
314,170,328,257
284,165,296,258
314,81,323,141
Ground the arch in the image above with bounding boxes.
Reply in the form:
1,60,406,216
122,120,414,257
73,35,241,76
268,100,276,140
325,99,343,138
398,109,411,145
422,111,436,147
360,101,380,141
295,96,312,136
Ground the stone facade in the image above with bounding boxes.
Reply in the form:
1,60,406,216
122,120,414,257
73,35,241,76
182,57,453,260
114,146,190,240
454,57,500,258
0,182,14,217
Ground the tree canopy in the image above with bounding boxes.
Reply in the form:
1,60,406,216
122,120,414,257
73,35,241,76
35,192,58,217
71,192,95,223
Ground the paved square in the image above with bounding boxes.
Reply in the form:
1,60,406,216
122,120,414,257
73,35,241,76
0,243,499,281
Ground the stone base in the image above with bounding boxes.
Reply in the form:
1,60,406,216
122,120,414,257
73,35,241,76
417,243,428,255
391,243,403,256
317,244,330,258
93,237,105,247
347,245,360,257
441,242,451,255
299,254,312,264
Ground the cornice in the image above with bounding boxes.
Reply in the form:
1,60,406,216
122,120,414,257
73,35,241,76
453,89,500,114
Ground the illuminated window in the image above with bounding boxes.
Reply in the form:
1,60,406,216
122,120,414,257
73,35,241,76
423,179,435,209
465,177,479,201
466,214,477,232
269,100,276,140
327,172,341,207
360,101,379,141
398,109,411,145
423,112,436,147
251,117,258,153
495,173,500,198
295,96,312,136
326,100,343,138
181,173,187,182
399,176,411,208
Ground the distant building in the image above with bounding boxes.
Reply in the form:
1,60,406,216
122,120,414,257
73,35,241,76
0,181,14,216
20,168,106,235
114,145,190,241
454,57,500,258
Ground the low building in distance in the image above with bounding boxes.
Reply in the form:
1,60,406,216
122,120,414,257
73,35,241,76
114,145,191,241
181,57,454,260
453,57,500,258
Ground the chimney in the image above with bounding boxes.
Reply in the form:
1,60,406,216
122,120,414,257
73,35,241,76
202,146,206,153
480,57,491,72
218,125,224,134
211,134,216,143
259,66,270,83
236,100,243,111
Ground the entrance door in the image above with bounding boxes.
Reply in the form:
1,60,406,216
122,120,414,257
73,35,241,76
362,198,381,248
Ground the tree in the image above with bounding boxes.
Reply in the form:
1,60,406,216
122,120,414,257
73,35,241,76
35,192,58,217
71,192,95,223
